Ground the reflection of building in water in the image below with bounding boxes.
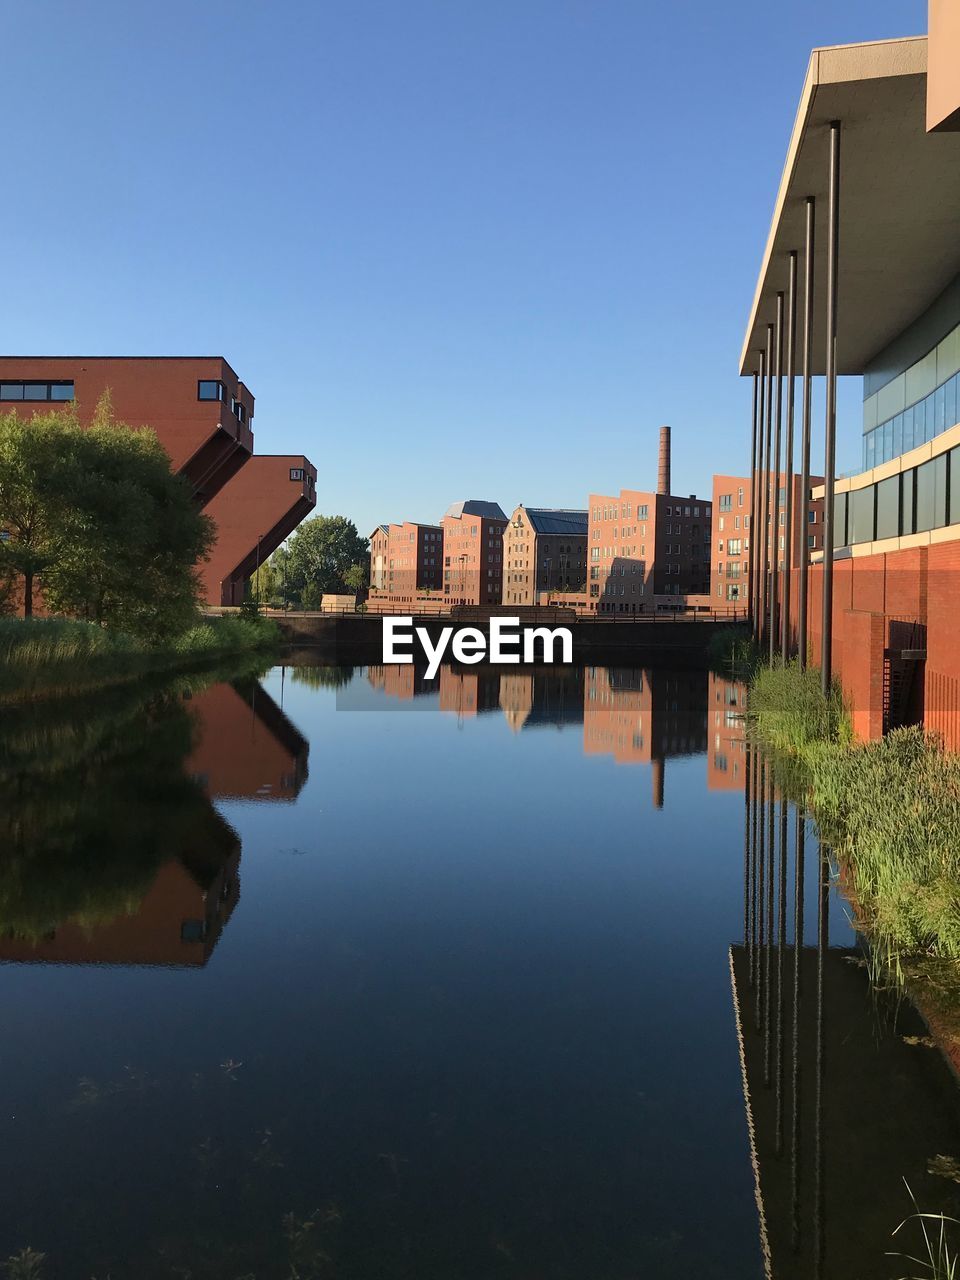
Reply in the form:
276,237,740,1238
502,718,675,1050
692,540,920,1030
707,673,748,792
438,667,501,719
185,680,309,800
733,751,960,1277
498,669,584,732
0,678,309,969
582,667,707,806
366,665,439,701
0,809,241,968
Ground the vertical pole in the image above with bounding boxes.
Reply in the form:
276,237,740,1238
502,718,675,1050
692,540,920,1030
783,253,798,660
790,806,805,1252
822,122,841,696
754,352,767,640
748,372,760,630
770,294,784,664
760,328,774,649
798,197,816,670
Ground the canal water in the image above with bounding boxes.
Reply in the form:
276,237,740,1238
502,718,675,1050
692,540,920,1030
1,661,959,1278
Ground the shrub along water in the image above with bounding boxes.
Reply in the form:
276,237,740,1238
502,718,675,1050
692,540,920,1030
749,660,960,962
0,615,280,701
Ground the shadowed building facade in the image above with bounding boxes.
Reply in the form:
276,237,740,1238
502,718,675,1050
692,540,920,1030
0,356,316,607
366,520,444,611
501,506,587,605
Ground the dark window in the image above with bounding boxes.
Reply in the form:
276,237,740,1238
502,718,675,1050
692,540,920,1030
850,486,874,545
198,379,224,401
0,380,75,402
289,467,304,482
0,384,24,400
915,457,945,532
833,493,848,549
231,398,247,423
22,383,50,401
49,382,74,401
876,475,899,541
902,468,916,535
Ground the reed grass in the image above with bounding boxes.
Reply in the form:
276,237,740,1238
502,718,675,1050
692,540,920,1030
749,662,960,961
0,616,280,701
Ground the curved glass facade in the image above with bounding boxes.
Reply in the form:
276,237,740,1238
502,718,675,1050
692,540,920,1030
835,445,959,549
863,368,960,468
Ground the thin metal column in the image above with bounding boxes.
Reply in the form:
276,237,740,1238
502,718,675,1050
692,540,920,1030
770,294,784,663
754,352,767,640
822,122,841,696
782,254,798,660
748,371,760,630
760,327,774,648
798,197,816,670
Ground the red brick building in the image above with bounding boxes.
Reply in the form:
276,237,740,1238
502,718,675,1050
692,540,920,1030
367,519,444,609
711,473,823,606
441,500,507,605
502,506,587,605
0,356,316,607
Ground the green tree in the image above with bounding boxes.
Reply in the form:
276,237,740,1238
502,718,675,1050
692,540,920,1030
342,561,369,594
281,515,368,605
0,408,85,616
0,398,213,635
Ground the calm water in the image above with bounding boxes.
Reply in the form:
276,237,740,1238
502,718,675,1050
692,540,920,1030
1,661,959,1278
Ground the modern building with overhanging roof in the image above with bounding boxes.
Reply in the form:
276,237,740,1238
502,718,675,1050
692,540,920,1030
502,505,587,605
740,2,960,745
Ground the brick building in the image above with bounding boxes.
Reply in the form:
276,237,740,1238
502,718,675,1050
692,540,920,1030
501,506,587,605
711,473,823,606
441,500,507,605
0,356,316,607
584,427,712,613
367,520,444,609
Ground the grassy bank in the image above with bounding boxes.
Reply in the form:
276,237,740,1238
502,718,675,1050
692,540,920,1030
0,615,281,701
749,661,960,961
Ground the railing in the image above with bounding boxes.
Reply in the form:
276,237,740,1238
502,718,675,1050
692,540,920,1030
205,606,749,625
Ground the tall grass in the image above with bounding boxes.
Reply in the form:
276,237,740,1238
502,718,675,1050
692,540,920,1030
749,662,960,960
0,615,280,701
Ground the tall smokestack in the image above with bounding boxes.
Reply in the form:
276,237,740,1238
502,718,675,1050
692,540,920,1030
657,425,671,496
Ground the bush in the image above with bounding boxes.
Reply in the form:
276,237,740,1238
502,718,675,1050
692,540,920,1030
748,659,852,760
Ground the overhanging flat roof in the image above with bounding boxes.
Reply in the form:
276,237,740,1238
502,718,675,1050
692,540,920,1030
740,36,960,377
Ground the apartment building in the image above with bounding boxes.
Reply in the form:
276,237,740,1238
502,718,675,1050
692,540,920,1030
441,500,508,605
502,506,588,605
0,356,316,607
367,520,444,608
711,473,823,605
584,428,712,613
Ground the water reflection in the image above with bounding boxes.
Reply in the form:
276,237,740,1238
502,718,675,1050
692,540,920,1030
733,745,960,1278
0,673,307,968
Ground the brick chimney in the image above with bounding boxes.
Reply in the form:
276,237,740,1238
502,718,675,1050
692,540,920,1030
657,425,671,496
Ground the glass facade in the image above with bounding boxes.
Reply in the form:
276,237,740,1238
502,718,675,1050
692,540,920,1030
863,368,960,467
835,445,960,547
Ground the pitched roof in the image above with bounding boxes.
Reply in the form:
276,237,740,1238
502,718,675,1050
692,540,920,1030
443,499,507,522
522,508,588,535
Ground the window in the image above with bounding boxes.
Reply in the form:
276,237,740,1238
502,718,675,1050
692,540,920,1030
231,397,247,423
719,494,732,512
876,475,899,541
290,467,304,481
0,380,74,402
198,380,225,401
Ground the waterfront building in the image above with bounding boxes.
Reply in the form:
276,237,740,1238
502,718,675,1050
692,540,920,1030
440,500,508,606
711,474,823,606
586,430,712,613
501,506,588,605
366,519,444,609
0,356,317,607
740,9,960,743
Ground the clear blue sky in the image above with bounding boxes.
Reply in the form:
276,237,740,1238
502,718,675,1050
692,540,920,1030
4,0,926,536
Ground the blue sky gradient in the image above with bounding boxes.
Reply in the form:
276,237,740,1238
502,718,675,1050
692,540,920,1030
4,0,926,535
